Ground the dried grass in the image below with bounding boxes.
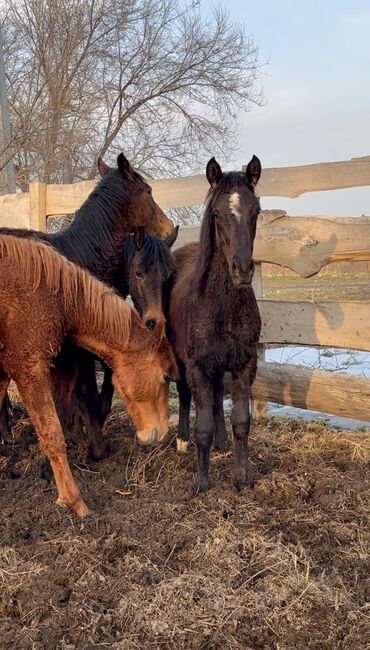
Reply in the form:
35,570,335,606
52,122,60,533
0,400,369,649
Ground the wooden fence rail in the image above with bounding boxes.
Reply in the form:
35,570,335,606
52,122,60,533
0,154,369,423
252,362,370,422
259,300,370,352
1,154,370,230
175,212,370,277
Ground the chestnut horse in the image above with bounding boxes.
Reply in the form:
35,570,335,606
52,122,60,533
168,156,262,492
0,235,178,516
0,153,173,451
100,225,179,427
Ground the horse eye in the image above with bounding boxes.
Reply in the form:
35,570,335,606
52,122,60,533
135,271,143,279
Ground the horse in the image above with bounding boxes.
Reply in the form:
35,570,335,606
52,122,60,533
168,155,262,492
0,235,178,516
0,152,173,451
99,225,179,428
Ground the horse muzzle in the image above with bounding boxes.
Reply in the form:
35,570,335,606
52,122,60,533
231,262,255,286
136,422,168,446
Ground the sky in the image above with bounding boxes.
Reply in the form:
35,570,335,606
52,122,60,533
204,0,370,216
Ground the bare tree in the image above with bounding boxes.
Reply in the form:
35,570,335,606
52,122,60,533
2,0,263,185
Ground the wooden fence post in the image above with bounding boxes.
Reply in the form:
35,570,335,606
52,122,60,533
251,262,267,418
29,182,47,231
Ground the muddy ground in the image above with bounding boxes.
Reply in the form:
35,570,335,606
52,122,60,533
0,395,369,650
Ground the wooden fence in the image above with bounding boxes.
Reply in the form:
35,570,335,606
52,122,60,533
1,155,370,423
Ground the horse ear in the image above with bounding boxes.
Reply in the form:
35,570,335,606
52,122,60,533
164,225,179,249
97,157,109,177
132,226,146,250
206,157,222,187
246,155,261,188
117,152,133,178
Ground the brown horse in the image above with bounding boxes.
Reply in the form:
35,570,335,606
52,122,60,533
0,153,173,454
168,155,262,492
0,235,178,516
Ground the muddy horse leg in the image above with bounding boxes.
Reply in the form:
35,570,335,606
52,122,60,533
0,374,11,443
76,355,108,461
176,365,192,453
99,366,114,427
187,363,214,492
213,373,228,451
230,357,257,491
16,375,89,516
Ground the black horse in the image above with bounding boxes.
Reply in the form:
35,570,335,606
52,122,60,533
0,153,173,454
99,225,179,429
168,155,262,492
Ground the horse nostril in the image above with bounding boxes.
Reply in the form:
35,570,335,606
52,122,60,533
145,318,157,330
232,255,254,275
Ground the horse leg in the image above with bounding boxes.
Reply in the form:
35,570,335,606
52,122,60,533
176,370,191,453
99,366,114,427
213,373,228,451
16,375,89,516
52,350,84,443
76,357,108,461
187,363,214,492
0,374,11,443
230,356,257,491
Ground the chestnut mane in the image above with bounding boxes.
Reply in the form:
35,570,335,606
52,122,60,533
0,235,132,346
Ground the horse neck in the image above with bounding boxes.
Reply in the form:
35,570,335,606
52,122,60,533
68,289,152,369
49,191,132,284
199,244,233,298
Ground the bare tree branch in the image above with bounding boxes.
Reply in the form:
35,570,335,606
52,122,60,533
1,0,264,210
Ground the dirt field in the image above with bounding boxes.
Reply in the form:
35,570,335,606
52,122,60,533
0,394,369,650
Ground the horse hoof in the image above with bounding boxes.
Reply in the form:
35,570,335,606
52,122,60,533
176,438,189,454
195,473,210,494
214,436,228,452
234,473,253,492
56,497,92,517
75,500,92,517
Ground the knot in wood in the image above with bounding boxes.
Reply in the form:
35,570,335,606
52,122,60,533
301,235,318,249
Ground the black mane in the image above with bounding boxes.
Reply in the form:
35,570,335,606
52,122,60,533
122,233,174,275
49,169,140,270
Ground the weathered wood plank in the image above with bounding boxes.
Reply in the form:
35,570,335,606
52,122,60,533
0,192,30,228
255,212,370,277
250,155,370,199
175,212,370,277
41,154,370,216
46,180,96,217
259,300,370,352
29,182,47,231
152,155,370,207
252,361,370,421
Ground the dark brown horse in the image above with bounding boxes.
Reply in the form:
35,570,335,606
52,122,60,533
99,225,179,428
0,153,173,452
168,155,262,492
